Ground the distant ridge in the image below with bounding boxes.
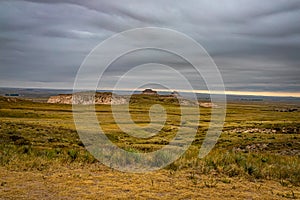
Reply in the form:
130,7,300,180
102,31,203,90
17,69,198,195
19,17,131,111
0,87,299,102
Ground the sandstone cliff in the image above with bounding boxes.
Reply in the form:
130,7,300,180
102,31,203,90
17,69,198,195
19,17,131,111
47,90,218,108
47,92,128,105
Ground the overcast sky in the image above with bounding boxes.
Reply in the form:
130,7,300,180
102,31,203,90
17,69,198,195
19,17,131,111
0,0,299,95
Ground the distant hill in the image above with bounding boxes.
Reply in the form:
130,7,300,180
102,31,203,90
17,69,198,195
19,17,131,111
0,87,299,103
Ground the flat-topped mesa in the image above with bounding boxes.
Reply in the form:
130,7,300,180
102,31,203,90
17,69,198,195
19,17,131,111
47,90,218,107
142,89,158,96
141,89,181,98
47,92,128,105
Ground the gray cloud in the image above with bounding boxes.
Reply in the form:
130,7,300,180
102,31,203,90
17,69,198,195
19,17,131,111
0,0,299,93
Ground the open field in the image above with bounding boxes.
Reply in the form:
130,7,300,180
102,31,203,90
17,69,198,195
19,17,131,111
0,96,299,199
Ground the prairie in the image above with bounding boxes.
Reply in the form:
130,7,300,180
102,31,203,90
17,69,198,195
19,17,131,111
0,96,299,199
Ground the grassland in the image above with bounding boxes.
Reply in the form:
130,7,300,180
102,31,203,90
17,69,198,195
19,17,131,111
0,96,299,199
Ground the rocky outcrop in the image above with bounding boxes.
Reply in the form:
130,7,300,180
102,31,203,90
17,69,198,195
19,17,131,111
47,90,219,108
47,94,73,104
199,102,218,108
142,89,158,95
47,92,128,105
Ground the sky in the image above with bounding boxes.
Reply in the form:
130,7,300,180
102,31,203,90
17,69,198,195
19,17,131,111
0,0,300,96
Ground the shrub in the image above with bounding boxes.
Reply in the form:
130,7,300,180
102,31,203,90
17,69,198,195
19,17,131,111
68,149,79,161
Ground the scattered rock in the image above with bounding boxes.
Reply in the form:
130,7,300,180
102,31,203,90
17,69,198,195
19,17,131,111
224,127,299,134
233,143,269,153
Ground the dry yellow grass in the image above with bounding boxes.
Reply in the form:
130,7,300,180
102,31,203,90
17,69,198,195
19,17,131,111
1,164,299,200
0,97,299,199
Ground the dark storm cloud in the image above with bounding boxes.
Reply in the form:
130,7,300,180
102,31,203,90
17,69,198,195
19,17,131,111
0,0,299,93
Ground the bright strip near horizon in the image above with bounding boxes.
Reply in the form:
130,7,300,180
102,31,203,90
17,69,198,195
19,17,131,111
99,88,300,98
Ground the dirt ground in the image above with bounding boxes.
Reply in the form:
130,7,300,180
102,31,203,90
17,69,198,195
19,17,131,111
1,165,299,200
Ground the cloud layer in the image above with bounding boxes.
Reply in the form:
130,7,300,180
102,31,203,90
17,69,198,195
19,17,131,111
0,0,299,93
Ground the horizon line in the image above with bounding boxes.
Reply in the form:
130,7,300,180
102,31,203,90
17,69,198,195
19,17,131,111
103,88,300,98
1,86,300,98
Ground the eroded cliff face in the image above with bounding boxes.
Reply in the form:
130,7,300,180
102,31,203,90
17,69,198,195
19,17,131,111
47,94,73,104
47,91,218,108
47,92,128,105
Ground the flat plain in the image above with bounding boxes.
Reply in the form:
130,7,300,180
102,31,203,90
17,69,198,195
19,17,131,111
0,96,299,199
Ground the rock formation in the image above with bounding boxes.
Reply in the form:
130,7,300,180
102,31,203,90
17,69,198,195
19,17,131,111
199,102,218,108
142,89,158,95
47,92,128,105
47,89,219,108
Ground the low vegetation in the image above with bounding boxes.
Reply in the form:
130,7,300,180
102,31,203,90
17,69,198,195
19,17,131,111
0,96,299,199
